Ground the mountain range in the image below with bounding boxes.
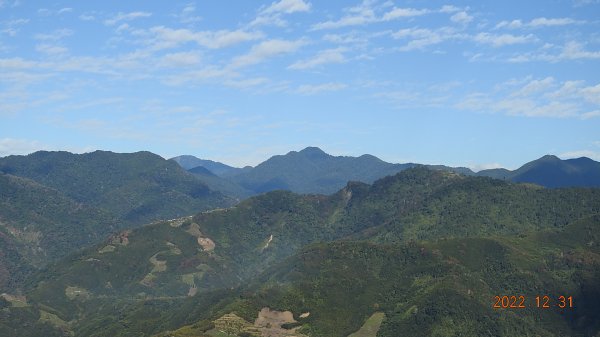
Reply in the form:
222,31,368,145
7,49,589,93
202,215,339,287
172,147,600,198
1,148,600,337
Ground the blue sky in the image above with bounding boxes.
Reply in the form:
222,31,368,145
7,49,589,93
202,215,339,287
1,0,599,170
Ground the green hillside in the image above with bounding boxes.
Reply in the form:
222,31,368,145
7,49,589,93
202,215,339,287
0,173,119,292
4,168,598,336
0,151,233,225
0,151,235,293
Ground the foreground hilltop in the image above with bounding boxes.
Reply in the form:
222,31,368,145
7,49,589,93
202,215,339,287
0,150,234,292
5,168,599,337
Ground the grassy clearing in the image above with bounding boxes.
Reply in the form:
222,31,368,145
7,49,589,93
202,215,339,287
1,293,28,307
98,245,115,253
348,312,385,337
39,309,72,334
64,286,90,300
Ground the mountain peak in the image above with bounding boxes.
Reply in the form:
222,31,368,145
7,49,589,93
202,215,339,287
298,146,328,158
537,154,561,162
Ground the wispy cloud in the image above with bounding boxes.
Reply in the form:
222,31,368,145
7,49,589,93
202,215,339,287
251,0,311,27
560,149,600,161
0,138,49,157
288,47,346,69
381,7,429,21
229,38,307,69
158,51,202,67
456,77,600,118
495,17,582,29
311,0,376,30
311,2,468,30
104,12,152,26
472,32,535,47
34,28,73,41
450,11,473,24
145,26,263,50
508,41,600,62
1,18,29,36
295,82,347,95
392,27,463,51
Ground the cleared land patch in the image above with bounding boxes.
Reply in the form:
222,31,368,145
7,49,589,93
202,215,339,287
347,312,385,337
39,309,72,335
1,293,27,307
186,222,216,251
65,286,91,300
140,242,182,287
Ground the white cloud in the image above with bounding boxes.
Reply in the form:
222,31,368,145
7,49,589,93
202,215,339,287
176,4,202,24
295,82,347,95
392,27,462,51
560,41,600,60
0,138,49,157
158,51,202,67
79,14,95,21
163,67,234,86
513,77,555,96
440,5,460,13
57,7,72,15
35,44,68,56
0,57,38,69
229,39,307,69
450,11,473,24
560,150,600,161
470,162,504,172
147,26,263,50
311,1,431,30
34,28,73,41
457,78,600,118
1,18,28,36
224,77,270,89
382,7,429,21
288,48,346,69
581,110,600,119
472,33,535,47
251,0,311,26
311,0,377,30
496,17,580,29
323,33,366,45
104,11,152,26
529,17,577,27
581,84,600,104
507,41,600,63
263,0,311,14
495,20,523,29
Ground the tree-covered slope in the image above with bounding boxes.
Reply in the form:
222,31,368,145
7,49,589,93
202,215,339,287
0,150,233,225
195,215,599,337
10,168,600,336
187,166,254,200
0,173,120,292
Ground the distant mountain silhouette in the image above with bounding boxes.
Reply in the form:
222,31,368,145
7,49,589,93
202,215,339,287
170,155,244,177
174,147,480,195
228,147,415,194
478,155,600,187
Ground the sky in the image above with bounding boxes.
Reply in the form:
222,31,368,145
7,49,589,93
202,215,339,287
1,0,599,170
